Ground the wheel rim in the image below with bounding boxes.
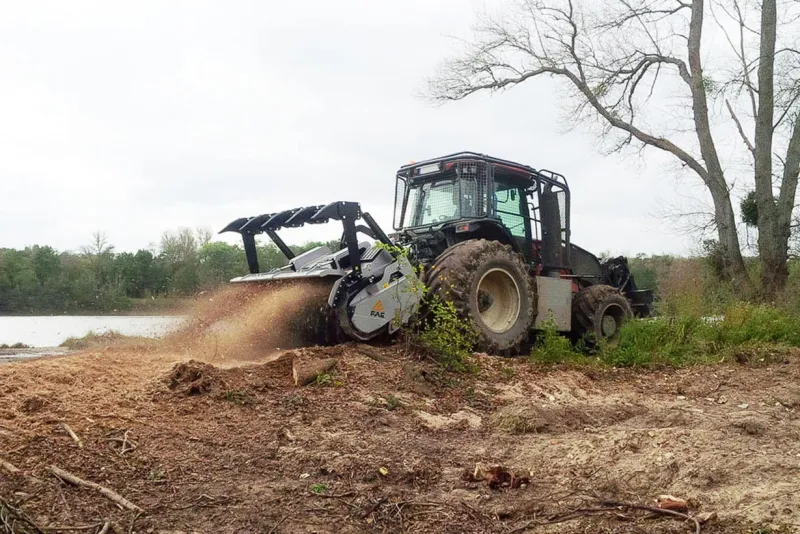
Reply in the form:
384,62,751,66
600,303,625,339
476,268,521,334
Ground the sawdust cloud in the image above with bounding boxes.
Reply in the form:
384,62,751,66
163,280,334,364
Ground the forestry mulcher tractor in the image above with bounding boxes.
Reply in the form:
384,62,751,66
221,152,652,353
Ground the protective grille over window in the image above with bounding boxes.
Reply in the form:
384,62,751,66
402,178,459,227
395,159,490,229
457,160,489,218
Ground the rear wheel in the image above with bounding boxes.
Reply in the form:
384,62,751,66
571,284,633,346
426,239,535,354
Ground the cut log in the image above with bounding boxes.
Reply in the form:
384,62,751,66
292,358,338,387
49,465,142,512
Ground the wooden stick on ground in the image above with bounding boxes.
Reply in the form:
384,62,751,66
0,497,46,534
49,465,142,512
599,500,701,534
40,525,103,532
292,358,338,387
61,423,83,449
0,457,21,474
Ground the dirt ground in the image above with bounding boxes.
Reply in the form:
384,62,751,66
1,286,799,533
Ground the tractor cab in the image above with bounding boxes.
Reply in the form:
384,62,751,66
393,152,652,317
393,152,570,275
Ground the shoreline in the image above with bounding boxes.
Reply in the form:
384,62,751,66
0,346,72,363
0,297,193,318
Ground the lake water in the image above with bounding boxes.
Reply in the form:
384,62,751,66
0,316,185,347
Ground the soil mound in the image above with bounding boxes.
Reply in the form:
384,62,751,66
165,360,220,395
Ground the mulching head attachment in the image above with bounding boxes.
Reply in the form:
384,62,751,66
220,201,420,343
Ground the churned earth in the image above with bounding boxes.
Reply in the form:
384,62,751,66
1,284,798,534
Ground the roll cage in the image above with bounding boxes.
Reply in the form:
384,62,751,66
393,152,571,270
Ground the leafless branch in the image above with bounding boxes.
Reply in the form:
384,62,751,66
727,99,756,155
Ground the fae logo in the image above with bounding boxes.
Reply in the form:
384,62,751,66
370,300,385,319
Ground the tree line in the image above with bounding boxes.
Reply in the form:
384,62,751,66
0,229,337,314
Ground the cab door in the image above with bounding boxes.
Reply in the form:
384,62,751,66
492,180,533,259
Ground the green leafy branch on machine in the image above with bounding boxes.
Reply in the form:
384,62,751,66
220,152,653,354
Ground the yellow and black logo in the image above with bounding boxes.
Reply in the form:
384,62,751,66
370,300,385,319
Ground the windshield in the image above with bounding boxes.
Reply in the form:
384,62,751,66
402,179,460,227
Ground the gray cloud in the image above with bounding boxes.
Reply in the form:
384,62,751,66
0,0,693,257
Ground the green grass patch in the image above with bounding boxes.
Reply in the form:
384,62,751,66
310,483,328,494
531,303,800,368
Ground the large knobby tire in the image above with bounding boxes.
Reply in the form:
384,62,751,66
572,284,633,346
426,239,536,354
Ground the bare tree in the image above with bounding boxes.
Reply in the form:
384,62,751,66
195,227,213,247
81,231,115,282
160,227,199,265
81,231,114,257
428,0,800,297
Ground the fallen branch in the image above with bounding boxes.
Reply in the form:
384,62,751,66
352,345,391,362
308,491,355,499
61,424,83,449
599,500,700,534
292,358,338,387
106,431,136,455
508,500,702,533
266,513,289,534
0,458,20,475
361,497,387,519
14,488,46,506
0,496,46,534
127,511,142,534
98,523,111,534
40,525,103,532
49,466,142,512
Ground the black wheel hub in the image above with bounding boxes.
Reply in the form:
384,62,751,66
477,291,494,313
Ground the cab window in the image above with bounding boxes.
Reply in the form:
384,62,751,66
493,184,527,238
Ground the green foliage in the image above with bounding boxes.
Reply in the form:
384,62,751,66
0,342,29,349
530,318,583,364
701,239,731,282
741,190,759,227
311,483,328,494
701,74,718,94
598,316,713,367
416,296,478,372
314,372,334,386
375,241,478,373
0,233,336,314
531,303,800,368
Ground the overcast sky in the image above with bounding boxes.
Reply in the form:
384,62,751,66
0,0,705,257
